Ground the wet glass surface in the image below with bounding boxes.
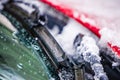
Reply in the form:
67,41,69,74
0,14,49,80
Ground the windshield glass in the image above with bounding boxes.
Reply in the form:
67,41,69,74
0,12,49,80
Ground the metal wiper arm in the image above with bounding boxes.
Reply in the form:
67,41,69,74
3,1,69,70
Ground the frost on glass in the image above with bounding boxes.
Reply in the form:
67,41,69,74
0,12,50,80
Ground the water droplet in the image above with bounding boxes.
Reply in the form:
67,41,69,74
5,47,8,50
3,38,7,41
23,72,26,75
17,63,23,69
34,72,37,75
50,77,55,80
35,37,38,41
12,31,18,38
46,63,49,66
30,70,33,73
22,54,25,57
42,73,45,77
12,38,18,43
19,56,22,59
12,43,16,46
28,60,31,66
39,70,41,73
3,47,5,50
32,44,40,50
3,47,8,50
0,31,3,34
0,36,4,39
21,29,26,33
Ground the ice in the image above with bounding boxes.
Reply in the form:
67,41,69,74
92,63,108,80
73,34,108,80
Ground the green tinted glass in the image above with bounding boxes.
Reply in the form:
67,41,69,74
0,12,50,80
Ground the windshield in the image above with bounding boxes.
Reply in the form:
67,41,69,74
0,12,50,80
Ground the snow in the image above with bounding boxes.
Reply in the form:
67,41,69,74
0,0,8,10
16,3,35,14
44,0,120,19
99,28,120,48
80,36,100,55
72,34,108,80
21,0,47,15
49,19,98,55
80,14,96,26
41,0,120,55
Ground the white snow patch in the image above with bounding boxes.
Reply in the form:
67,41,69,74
49,0,120,18
49,19,98,55
99,27,120,48
81,14,96,26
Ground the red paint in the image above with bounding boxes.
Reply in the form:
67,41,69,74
40,0,120,57
108,42,120,57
